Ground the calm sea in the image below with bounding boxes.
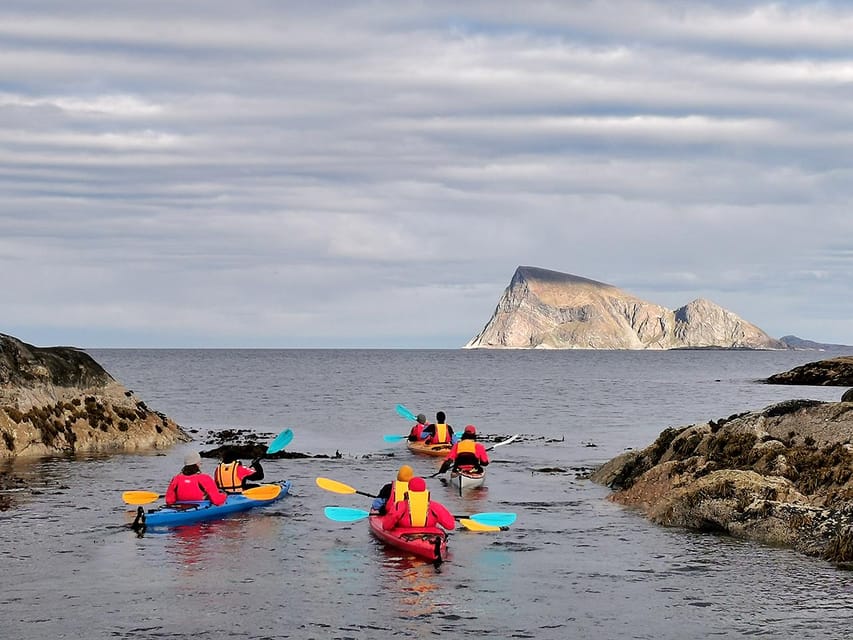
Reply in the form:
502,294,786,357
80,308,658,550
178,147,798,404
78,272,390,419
2,348,852,639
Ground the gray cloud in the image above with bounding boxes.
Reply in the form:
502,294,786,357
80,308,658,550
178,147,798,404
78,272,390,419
2,1,852,347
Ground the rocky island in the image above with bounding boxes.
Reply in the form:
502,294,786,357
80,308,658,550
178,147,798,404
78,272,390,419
466,266,785,349
0,333,189,460
591,391,853,564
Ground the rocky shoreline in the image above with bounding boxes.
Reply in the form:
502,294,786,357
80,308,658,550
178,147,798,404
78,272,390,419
0,333,189,459
592,396,853,564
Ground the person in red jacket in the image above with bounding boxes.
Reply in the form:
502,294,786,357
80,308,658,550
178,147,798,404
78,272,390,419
381,477,455,531
437,424,490,474
165,451,228,506
407,414,429,442
421,411,455,445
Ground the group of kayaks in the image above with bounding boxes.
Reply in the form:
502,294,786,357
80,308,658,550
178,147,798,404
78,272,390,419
122,416,519,565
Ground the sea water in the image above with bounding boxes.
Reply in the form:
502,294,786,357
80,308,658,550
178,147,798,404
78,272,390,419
1,348,852,639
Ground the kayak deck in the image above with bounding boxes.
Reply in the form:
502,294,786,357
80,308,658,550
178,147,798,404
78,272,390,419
132,481,291,529
368,514,448,563
406,440,452,457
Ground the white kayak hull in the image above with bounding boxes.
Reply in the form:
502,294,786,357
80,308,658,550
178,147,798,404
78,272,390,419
449,468,486,491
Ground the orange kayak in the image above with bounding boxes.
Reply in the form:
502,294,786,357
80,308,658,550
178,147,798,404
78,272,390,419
406,440,452,457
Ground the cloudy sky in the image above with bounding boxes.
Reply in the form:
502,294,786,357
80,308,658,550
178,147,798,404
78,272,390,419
2,1,852,348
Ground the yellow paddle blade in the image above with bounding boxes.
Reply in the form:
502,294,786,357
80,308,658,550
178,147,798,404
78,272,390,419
122,490,162,505
315,477,357,495
459,518,502,532
243,484,282,501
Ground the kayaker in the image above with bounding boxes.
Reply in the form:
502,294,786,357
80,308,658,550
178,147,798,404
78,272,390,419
214,450,264,494
421,411,455,445
407,414,429,441
437,424,490,474
382,476,455,531
165,451,228,506
371,464,414,515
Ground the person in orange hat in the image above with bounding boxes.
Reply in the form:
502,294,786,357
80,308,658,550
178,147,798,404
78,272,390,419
371,464,414,515
437,424,490,475
381,477,455,531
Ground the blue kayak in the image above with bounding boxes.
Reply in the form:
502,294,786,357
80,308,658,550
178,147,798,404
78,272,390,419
134,481,291,529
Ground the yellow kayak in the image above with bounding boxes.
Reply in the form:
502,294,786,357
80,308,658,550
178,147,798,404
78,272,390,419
406,440,452,457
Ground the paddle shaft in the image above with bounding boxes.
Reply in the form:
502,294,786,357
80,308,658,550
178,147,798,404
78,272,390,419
485,433,520,452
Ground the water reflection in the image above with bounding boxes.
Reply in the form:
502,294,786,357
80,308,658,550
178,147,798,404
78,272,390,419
138,512,282,576
377,549,444,618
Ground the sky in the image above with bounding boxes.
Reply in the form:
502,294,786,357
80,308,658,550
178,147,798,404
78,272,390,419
2,1,852,348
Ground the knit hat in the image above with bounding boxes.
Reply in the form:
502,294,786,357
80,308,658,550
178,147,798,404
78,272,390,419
416,413,427,424
408,477,426,492
464,424,476,434
184,451,202,466
397,465,414,481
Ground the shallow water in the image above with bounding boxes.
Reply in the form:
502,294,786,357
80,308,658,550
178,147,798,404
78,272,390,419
2,348,852,639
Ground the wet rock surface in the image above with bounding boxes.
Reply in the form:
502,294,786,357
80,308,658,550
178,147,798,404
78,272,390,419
1,333,189,459
764,355,853,387
592,399,853,564
200,428,342,460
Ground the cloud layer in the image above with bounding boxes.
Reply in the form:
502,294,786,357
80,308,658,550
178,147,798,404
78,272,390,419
2,1,851,347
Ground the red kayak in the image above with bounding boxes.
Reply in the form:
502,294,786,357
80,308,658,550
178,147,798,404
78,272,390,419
368,514,448,563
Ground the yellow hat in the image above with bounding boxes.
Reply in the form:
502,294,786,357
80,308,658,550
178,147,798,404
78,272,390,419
397,465,414,481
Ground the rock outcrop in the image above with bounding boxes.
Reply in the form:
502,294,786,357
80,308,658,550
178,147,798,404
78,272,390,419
765,356,853,387
591,400,853,563
465,266,785,350
0,333,189,459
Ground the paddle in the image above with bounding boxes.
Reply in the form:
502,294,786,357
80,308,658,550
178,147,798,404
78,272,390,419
315,477,378,498
486,433,520,452
323,506,516,527
122,483,282,506
395,404,417,422
265,428,294,454
459,518,503,532
430,433,521,477
383,405,421,442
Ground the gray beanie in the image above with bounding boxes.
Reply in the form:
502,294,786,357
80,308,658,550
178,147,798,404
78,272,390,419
184,451,202,466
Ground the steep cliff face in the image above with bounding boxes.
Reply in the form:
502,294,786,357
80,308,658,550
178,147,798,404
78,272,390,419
0,333,190,459
465,266,785,350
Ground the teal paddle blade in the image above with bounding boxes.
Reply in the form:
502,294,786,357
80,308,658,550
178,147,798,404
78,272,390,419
266,429,294,454
469,512,517,527
383,434,408,443
395,404,417,421
324,506,370,522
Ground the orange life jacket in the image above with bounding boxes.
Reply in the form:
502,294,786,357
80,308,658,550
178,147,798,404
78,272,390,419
456,439,477,455
214,462,243,493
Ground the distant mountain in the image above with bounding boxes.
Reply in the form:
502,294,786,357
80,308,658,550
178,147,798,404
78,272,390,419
464,266,786,350
779,335,853,351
